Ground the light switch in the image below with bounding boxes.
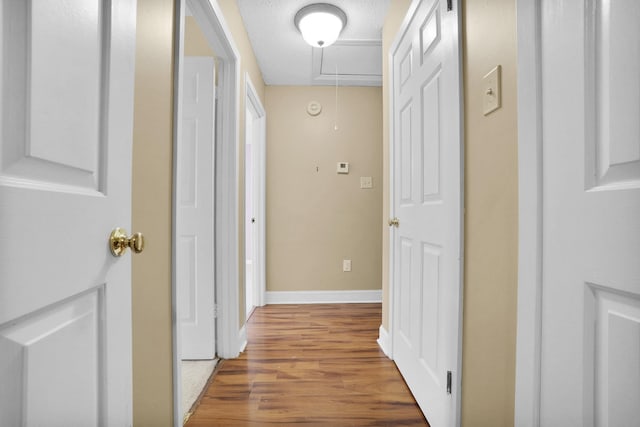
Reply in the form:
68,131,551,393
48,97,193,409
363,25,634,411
483,65,501,116
360,177,373,189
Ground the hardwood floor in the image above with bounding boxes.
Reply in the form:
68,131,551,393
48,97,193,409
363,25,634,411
186,303,429,426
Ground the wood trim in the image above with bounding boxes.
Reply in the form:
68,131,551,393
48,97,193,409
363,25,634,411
265,290,383,305
514,1,543,426
171,4,186,426
172,1,241,425
377,325,391,357
202,0,242,362
238,324,247,353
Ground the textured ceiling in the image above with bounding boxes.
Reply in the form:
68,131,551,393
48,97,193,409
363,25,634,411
236,0,391,86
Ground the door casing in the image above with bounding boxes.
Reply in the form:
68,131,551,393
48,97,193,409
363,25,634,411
513,3,544,426
171,0,241,425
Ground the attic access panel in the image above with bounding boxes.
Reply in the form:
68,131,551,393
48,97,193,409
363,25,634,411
313,40,382,86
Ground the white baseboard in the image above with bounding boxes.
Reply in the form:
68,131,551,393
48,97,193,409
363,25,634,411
377,325,391,358
265,290,382,304
237,325,247,353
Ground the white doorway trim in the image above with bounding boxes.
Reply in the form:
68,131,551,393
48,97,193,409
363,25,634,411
514,2,543,426
171,0,241,425
244,73,267,313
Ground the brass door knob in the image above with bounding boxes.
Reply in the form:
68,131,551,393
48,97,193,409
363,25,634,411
109,228,145,257
388,217,400,227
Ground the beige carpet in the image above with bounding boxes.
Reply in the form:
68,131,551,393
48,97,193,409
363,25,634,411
181,359,218,421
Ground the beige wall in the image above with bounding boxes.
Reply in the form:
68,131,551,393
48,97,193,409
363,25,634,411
131,0,175,425
185,16,216,57
265,86,383,293
381,0,411,331
216,0,266,323
381,0,518,425
460,0,518,425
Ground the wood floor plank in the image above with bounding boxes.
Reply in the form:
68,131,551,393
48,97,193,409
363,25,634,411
186,303,429,426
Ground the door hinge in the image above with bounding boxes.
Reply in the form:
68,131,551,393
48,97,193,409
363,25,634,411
447,0,453,11
446,371,452,394
213,304,218,319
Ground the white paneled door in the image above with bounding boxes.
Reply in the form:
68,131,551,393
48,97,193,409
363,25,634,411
390,0,462,425
538,1,640,424
244,93,261,321
243,74,266,321
244,114,255,321
0,1,136,425
178,56,216,360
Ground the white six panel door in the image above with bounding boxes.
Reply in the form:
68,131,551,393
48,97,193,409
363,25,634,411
391,0,462,425
178,56,216,360
0,1,136,425
540,1,640,425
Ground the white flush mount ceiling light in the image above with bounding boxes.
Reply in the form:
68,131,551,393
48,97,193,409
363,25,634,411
294,3,347,48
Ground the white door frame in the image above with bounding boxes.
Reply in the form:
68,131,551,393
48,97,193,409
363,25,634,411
514,2,543,426
386,0,465,423
244,72,267,310
171,0,241,425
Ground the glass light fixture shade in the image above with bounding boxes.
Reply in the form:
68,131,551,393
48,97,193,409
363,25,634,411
294,4,347,48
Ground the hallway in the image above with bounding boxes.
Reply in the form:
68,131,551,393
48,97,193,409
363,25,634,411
185,304,428,426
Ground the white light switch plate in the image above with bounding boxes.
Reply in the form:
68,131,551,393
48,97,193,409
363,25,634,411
483,65,501,116
343,259,351,272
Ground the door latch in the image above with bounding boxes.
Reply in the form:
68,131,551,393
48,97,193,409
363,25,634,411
446,371,452,394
